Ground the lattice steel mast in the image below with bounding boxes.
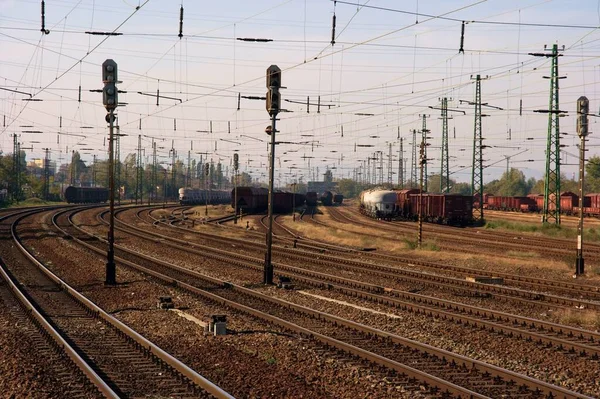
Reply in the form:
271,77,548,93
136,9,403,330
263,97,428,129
440,97,449,193
530,44,564,225
471,75,484,224
411,129,417,188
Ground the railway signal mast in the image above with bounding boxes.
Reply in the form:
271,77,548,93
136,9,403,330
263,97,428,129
264,65,281,285
576,96,589,276
102,59,119,285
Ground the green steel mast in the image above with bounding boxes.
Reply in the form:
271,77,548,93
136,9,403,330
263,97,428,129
471,75,484,224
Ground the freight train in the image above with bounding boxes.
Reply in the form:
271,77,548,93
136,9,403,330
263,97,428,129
232,187,306,214
64,186,109,204
479,192,600,216
360,188,473,225
319,191,344,206
178,188,230,205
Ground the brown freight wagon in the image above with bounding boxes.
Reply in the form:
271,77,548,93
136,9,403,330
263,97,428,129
409,193,473,225
396,189,420,218
233,187,268,213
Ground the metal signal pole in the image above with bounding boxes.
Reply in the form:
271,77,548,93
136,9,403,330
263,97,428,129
102,59,119,285
576,96,589,276
264,64,281,285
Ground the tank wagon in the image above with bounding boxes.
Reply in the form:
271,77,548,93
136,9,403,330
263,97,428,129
359,190,398,220
64,186,109,204
359,188,473,225
178,188,230,205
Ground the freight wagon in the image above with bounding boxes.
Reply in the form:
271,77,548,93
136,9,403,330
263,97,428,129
64,186,109,204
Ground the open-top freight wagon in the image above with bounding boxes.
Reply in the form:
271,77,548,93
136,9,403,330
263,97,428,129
64,186,109,204
231,187,305,214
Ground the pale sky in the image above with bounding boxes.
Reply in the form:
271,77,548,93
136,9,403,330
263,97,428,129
1,0,600,187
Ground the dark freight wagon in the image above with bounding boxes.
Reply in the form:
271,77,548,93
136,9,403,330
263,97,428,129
233,187,268,213
64,186,109,204
273,192,295,213
306,191,318,207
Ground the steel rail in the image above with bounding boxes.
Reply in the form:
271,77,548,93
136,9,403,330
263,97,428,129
3,208,119,398
27,207,235,399
106,208,600,359
136,207,600,311
63,207,593,399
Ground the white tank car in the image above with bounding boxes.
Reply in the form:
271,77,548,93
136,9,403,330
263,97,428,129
360,189,398,219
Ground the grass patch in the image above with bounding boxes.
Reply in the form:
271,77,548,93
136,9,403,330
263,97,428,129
263,354,277,365
554,309,600,330
4,198,66,208
402,238,439,251
505,250,538,258
485,219,600,241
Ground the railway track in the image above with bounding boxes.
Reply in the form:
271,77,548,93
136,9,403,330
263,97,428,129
141,205,600,310
107,207,600,360
337,205,600,260
64,206,593,399
322,206,600,299
0,207,107,398
10,207,234,399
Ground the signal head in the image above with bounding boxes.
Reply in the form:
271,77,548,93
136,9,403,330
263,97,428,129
266,65,281,88
102,59,118,83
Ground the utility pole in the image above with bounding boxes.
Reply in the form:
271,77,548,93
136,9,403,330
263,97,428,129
102,58,119,286
70,150,75,185
186,142,192,188
420,115,430,192
12,134,20,203
152,140,157,203
471,75,485,225
576,96,589,276
411,129,417,188
440,97,449,193
204,163,209,215
135,135,141,204
398,129,404,188
531,44,565,225
116,123,121,204
264,64,281,285
418,140,425,248
92,155,97,187
233,153,239,224
43,148,50,201
171,140,176,202
387,143,393,185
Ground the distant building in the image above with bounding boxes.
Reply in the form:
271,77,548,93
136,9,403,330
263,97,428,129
307,181,337,193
